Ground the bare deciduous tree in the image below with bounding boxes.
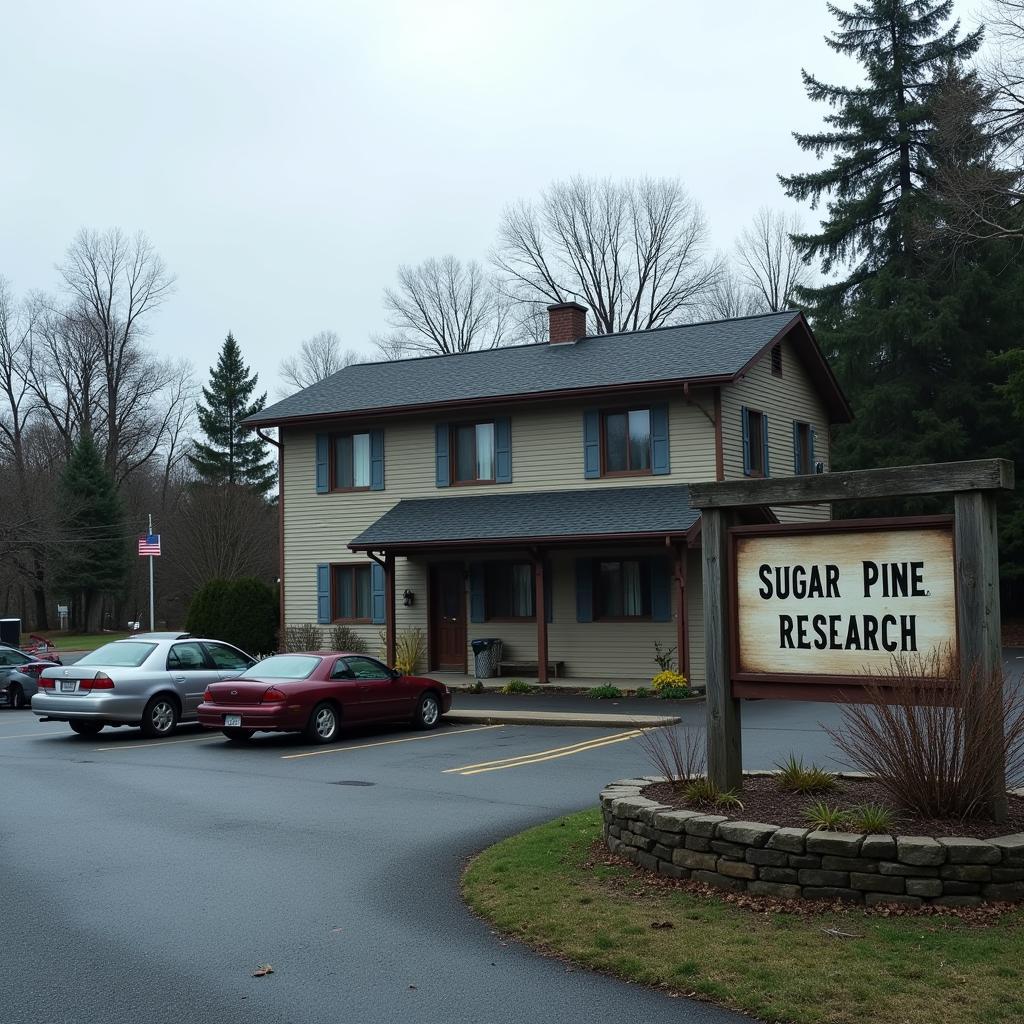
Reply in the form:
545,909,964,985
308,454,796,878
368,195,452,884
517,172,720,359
986,0,1024,147
374,256,514,358
696,266,765,321
279,330,362,393
493,176,721,335
0,277,40,474
57,228,177,478
736,208,811,312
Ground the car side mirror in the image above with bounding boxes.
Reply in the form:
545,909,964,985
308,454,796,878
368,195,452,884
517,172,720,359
391,668,401,681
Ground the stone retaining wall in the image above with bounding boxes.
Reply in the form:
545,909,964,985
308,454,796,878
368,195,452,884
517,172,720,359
601,777,1024,907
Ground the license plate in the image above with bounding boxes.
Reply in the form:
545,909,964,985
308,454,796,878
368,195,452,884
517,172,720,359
224,714,242,728
60,680,76,693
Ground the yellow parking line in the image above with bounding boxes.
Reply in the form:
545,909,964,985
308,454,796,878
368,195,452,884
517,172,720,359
447,729,645,776
282,723,504,761
94,734,218,752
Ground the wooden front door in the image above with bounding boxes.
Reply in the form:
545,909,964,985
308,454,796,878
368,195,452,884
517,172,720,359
429,563,467,671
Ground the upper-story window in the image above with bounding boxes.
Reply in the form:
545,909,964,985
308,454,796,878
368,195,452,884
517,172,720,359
453,421,496,484
315,430,383,494
333,432,371,490
435,418,511,487
583,404,669,479
771,343,783,377
793,420,815,474
742,406,769,477
603,408,652,475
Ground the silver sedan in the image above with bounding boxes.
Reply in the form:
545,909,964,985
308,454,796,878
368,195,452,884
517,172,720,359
32,633,256,738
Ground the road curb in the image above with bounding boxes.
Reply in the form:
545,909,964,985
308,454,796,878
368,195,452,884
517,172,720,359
445,709,681,728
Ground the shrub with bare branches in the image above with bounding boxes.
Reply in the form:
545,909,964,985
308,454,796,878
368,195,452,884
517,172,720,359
824,652,1024,821
637,725,707,790
283,623,321,653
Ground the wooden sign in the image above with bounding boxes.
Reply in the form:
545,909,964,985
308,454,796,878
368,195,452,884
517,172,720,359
730,517,956,698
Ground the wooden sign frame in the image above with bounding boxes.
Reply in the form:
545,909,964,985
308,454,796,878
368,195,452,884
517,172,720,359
688,459,1014,795
726,515,956,702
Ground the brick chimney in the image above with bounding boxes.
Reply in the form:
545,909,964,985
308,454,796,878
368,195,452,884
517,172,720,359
547,302,588,344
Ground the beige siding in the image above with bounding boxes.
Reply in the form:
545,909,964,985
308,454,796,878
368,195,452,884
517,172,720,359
281,389,716,636
720,336,833,523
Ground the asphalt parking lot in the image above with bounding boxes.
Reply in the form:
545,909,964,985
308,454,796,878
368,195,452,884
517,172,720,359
0,695,863,1024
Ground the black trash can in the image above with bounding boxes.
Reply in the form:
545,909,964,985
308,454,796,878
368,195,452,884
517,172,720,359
471,638,503,679
0,618,20,646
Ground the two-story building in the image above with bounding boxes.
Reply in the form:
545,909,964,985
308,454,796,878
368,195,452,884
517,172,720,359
246,303,851,686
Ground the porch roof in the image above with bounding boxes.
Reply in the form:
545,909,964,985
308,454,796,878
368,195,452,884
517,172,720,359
349,484,701,553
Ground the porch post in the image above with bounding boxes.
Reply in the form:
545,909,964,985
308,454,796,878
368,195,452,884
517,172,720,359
534,554,549,684
675,545,689,680
385,552,396,669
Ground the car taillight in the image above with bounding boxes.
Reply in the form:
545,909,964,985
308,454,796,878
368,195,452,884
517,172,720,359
80,673,114,691
22,664,44,678
262,686,287,703
202,687,214,702
38,676,55,689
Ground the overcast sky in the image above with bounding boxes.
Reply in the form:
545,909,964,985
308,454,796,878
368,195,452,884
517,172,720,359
1,0,983,397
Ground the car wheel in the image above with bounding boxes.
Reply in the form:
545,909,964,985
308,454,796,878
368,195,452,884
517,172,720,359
140,695,179,738
69,721,104,737
413,692,441,730
304,702,340,744
222,728,254,742
7,684,25,710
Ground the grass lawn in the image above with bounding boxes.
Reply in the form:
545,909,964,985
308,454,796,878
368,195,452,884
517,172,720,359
35,631,133,652
463,809,1024,1024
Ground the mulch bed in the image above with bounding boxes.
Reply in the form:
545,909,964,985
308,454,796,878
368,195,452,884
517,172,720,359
588,840,1021,924
642,775,1024,839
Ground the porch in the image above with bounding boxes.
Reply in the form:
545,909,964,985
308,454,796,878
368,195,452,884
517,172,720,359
350,484,710,685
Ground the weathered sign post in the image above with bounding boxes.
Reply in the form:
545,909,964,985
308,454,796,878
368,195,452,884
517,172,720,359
688,459,1015,815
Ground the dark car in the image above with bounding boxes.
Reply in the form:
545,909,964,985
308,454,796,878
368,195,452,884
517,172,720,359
196,651,452,743
0,644,63,709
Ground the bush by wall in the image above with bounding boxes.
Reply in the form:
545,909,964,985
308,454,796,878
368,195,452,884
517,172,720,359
185,577,278,655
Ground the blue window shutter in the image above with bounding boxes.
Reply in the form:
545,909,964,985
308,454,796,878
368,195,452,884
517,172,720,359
575,559,593,623
469,563,486,623
792,421,802,475
809,426,817,470
651,403,670,475
544,563,553,624
495,417,512,483
370,430,385,491
371,562,386,624
583,409,600,479
316,564,331,624
741,407,751,476
435,423,450,488
650,558,672,622
762,413,770,477
315,434,329,493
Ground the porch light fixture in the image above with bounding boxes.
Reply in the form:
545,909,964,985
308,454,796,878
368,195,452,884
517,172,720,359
403,589,415,607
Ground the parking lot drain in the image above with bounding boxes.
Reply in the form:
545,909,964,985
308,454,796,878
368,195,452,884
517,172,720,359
331,780,376,786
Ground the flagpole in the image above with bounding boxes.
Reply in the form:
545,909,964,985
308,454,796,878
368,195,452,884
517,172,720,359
148,513,155,632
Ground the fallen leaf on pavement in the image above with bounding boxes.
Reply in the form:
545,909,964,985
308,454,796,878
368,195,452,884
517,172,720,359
252,964,274,978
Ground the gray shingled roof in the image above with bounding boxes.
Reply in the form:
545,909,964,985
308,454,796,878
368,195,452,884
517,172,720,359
348,484,700,549
248,311,800,425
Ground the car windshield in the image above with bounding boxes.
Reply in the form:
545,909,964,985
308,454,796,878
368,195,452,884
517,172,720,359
240,655,320,680
75,642,157,668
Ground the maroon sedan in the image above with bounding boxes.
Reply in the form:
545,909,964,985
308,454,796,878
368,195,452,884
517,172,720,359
197,651,452,743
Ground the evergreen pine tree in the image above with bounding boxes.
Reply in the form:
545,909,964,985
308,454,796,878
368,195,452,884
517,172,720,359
54,433,130,630
780,0,982,306
189,332,276,494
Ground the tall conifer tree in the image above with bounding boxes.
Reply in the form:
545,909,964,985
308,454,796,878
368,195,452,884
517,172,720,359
189,333,276,494
54,432,130,629
780,0,982,306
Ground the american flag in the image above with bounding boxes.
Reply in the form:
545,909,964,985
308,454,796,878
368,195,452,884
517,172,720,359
138,534,161,557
